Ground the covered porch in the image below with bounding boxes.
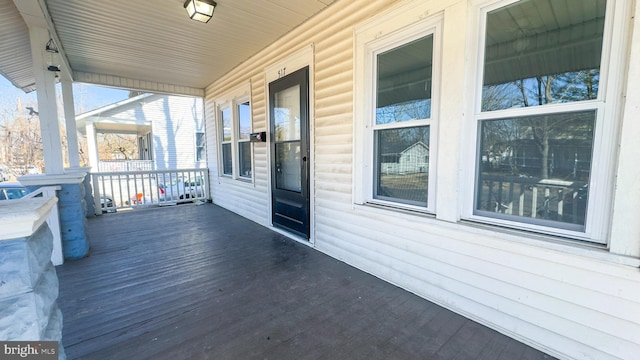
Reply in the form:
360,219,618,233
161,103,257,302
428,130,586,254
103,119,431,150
57,204,553,359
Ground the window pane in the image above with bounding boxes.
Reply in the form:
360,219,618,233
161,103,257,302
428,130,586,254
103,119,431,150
221,108,232,142
482,0,606,111
238,101,251,141
375,126,429,206
275,142,301,192
196,132,205,162
222,143,232,175
196,146,205,162
239,142,252,178
476,110,594,229
376,35,433,124
196,132,205,147
274,85,300,142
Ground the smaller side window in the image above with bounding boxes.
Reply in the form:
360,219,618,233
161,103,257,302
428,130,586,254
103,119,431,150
237,101,252,179
220,107,233,176
195,132,206,162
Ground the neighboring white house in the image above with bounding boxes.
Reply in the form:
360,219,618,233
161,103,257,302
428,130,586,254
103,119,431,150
203,0,640,359
76,93,205,171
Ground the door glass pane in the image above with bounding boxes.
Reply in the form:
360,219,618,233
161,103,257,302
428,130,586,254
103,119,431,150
476,110,594,228
375,126,430,206
376,35,433,124
274,85,301,142
238,141,252,178
275,142,301,192
482,0,606,111
238,101,251,141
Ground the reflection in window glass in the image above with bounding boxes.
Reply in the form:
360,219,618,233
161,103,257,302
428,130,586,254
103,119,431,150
222,143,232,175
376,35,433,124
476,110,594,229
275,142,301,192
482,0,606,111
239,142,252,178
220,107,233,176
222,108,232,141
274,85,300,142
195,132,205,162
238,101,252,179
375,127,429,206
238,102,251,141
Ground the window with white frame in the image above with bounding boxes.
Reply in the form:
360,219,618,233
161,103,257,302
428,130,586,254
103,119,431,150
355,14,441,211
195,132,205,162
237,101,252,179
217,89,253,180
471,0,623,241
220,107,233,176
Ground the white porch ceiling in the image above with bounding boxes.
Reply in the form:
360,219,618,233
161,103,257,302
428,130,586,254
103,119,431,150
0,0,336,94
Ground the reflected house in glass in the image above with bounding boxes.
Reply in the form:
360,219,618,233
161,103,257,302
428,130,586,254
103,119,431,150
380,141,429,175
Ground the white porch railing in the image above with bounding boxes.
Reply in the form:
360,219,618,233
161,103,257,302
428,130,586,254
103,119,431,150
98,160,155,172
90,168,209,215
477,175,587,225
22,185,63,266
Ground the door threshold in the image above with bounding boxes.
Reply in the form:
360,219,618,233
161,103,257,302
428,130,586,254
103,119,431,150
270,226,314,247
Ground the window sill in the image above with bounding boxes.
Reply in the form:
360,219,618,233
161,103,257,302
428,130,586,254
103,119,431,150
216,175,254,186
354,201,436,221
456,218,640,268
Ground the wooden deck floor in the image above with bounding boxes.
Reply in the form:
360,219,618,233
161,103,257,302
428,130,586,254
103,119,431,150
57,204,554,360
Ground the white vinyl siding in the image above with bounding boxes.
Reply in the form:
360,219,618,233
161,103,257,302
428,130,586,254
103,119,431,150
204,0,640,359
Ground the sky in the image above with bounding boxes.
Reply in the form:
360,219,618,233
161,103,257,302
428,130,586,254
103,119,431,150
0,75,130,118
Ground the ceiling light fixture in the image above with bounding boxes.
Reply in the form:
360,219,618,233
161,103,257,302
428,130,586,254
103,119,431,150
184,0,217,23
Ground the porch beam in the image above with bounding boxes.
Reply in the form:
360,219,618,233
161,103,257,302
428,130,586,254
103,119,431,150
73,71,205,98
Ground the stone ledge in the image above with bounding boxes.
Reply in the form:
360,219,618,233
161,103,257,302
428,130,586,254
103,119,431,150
0,197,58,241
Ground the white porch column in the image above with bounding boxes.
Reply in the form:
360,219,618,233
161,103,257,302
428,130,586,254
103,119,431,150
28,27,64,174
62,80,81,168
85,122,99,170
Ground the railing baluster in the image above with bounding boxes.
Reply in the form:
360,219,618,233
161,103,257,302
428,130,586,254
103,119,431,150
487,181,495,211
531,186,538,218
90,168,209,213
519,183,525,217
557,188,563,219
506,180,514,214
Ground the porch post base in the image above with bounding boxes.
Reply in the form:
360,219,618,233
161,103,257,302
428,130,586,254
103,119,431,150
19,172,91,260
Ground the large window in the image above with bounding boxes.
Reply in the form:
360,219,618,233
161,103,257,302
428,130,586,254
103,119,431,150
472,0,615,239
374,36,434,207
354,13,441,212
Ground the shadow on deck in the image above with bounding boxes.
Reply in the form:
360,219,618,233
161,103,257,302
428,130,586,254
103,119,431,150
57,204,554,360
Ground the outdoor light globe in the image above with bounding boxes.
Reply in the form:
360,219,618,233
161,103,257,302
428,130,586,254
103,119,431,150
184,0,216,23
